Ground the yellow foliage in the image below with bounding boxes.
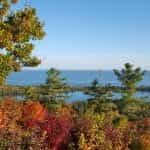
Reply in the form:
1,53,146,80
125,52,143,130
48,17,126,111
78,112,130,150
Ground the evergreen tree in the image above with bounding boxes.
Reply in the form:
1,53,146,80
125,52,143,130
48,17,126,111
40,68,69,111
85,79,116,113
0,0,45,85
86,79,112,102
113,63,145,100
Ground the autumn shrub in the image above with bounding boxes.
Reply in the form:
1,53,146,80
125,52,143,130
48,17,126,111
0,128,45,150
22,100,48,124
104,125,132,150
0,98,41,149
69,114,92,150
25,113,74,150
57,104,76,121
0,98,150,149
116,99,150,121
22,102,75,149
77,112,132,150
0,97,22,131
128,117,150,150
129,118,150,135
138,133,150,150
78,113,109,150
0,99,75,149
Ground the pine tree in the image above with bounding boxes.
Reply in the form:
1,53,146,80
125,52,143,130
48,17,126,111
113,63,145,100
0,0,45,85
40,68,69,111
86,79,112,102
85,79,116,113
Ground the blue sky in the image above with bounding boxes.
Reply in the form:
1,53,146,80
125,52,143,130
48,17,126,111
15,0,150,70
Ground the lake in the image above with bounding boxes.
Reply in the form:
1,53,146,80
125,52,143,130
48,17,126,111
6,70,150,102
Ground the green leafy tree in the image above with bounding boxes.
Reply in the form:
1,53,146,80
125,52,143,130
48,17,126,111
40,68,69,111
0,0,45,85
113,63,145,100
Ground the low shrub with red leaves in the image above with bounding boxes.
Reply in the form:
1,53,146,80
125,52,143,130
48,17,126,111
25,114,74,150
0,99,74,149
1,98,150,150
105,125,132,150
23,103,74,150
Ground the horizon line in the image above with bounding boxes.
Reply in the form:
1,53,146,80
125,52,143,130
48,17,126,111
22,68,150,71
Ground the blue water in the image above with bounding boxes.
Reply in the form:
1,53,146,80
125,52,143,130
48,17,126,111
6,70,150,102
7,70,150,86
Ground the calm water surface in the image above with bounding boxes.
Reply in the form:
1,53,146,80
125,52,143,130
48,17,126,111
6,70,150,102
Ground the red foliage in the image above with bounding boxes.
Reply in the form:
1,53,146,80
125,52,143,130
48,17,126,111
22,102,74,149
41,114,73,149
105,125,131,149
25,113,74,150
129,118,150,135
140,118,150,129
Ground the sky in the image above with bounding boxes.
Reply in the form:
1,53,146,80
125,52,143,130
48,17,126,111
15,0,150,70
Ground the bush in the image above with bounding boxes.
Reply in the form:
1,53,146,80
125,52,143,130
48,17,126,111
0,98,149,149
76,112,132,150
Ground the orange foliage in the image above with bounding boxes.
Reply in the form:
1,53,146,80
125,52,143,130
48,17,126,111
22,101,48,123
0,98,22,131
139,133,150,150
57,104,75,120
0,111,5,129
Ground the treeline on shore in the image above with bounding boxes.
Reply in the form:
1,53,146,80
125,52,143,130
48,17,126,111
1,84,150,97
0,63,150,99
